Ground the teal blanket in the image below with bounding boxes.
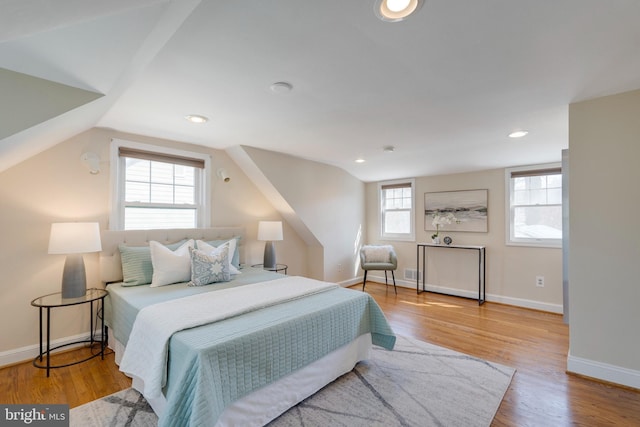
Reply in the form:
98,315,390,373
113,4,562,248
104,271,395,427
160,287,395,427
104,267,285,346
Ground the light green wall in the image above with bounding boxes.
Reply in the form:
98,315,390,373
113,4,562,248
568,89,640,388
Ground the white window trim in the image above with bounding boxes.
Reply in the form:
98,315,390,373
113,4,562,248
109,139,212,230
505,162,562,248
378,178,416,241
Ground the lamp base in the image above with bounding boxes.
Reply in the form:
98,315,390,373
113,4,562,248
61,254,87,299
263,241,277,270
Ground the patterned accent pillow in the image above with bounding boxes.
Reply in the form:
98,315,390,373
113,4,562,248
196,239,240,274
188,245,231,286
201,237,241,268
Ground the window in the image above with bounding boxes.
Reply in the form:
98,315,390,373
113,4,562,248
110,140,211,230
506,164,562,247
379,179,415,240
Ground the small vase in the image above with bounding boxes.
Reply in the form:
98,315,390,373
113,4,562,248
432,236,440,244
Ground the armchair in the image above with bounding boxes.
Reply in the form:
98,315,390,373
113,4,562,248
360,245,397,294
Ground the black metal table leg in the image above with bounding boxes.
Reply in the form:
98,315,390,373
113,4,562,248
101,299,105,359
38,307,43,363
46,307,51,377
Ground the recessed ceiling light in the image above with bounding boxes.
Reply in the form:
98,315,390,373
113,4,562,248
270,81,293,94
355,158,366,163
508,130,529,138
375,0,423,22
185,114,208,124
383,145,395,153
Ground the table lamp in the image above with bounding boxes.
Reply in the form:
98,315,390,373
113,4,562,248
258,221,283,269
48,222,102,298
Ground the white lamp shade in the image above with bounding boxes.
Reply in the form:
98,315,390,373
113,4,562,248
48,222,102,254
257,221,283,241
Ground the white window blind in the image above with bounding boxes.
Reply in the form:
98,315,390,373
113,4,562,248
111,141,210,230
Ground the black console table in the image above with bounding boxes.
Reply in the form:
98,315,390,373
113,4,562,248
416,243,486,305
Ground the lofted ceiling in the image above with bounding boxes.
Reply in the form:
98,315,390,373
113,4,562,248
1,0,640,181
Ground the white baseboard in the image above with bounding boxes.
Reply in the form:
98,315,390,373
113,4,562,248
567,352,640,390
337,277,364,287
2,276,562,366
0,332,92,368
487,293,563,314
364,274,563,314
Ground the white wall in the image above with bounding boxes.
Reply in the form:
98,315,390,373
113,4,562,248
567,89,640,388
0,128,307,365
365,169,563,311
233,146,366,283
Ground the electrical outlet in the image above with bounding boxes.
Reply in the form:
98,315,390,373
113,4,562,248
337,263,343,273
536,276,545,287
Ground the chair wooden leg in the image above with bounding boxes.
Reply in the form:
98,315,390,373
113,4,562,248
362,270,367,292
384,271,388,285
391,270,397,295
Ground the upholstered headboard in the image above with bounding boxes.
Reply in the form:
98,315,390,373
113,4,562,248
99,227,245,284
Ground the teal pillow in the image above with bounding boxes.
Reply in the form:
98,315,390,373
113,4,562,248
203,236,241,268
119,240,185,286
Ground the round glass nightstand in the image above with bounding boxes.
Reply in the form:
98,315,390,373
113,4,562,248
31,288,108,376
251,264,288,274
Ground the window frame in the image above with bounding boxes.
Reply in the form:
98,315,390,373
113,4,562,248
110,139,211,230
378,178,416,241
505,163,562,248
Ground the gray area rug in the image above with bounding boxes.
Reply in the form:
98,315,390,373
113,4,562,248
70,336,514,427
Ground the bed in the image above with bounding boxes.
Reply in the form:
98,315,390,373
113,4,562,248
100,227,396,427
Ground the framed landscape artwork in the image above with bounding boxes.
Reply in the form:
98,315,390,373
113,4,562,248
424,189,488,233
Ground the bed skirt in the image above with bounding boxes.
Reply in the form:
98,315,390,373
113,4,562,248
110,333,372,426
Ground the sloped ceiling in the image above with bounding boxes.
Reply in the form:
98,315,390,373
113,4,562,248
0,0,198,171
0,68,102,140
1,0,640,181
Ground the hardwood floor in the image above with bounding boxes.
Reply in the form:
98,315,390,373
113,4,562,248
362,282,640,427
0,347,131,408
1,282,638,426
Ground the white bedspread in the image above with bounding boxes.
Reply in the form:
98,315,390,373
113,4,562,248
118,276,338,399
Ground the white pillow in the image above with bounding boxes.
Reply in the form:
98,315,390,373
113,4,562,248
196,239,241,274
149,239,194,287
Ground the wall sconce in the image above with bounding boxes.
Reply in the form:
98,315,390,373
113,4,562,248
217,168,230,183
80,152,101,174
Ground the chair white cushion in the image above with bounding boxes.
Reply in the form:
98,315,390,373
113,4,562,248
362,245,394,263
